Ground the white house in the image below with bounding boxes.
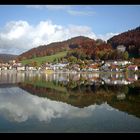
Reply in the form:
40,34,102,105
116,61,131,66
17,66,25,71
9,66,12,70
2,67,8,70
51,63,67,71
28,67,37,71
16,63,22,66
127,65,138,71
117,45,126,52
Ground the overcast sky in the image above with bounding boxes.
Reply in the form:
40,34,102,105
0,5,140,55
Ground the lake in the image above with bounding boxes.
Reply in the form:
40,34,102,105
0,71,140,133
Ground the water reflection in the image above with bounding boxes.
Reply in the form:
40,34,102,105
0,71,139,85
0,71,140,132
0,86,116,123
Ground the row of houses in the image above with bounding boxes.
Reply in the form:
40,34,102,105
0,60,139,72
0,61,69,72
81,60,138,72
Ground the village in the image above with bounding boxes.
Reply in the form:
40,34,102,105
0,59,139,73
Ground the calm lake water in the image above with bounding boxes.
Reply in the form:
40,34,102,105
0,71,140,133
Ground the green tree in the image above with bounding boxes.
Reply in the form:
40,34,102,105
123,51,129,60
68,56,77,64
84,59,89,65
53,58,58,63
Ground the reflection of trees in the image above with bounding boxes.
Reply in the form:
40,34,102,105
128,80,140,94
17,79,140,119
109,93,140,118
19,78,133,96
66,82,130,95
18,81,116,107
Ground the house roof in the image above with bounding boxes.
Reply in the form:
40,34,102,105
89,64,99,69
128,65,137,68
110,64,118,69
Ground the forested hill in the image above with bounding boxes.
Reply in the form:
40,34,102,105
17,36,112,61
0,54,17,63
17,26,140,61
107,26,140,57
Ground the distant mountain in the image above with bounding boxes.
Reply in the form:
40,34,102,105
0,54,17,63
17,36,112,61
107,26,140,57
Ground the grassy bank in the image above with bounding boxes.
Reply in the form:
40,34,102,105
21,51,68,66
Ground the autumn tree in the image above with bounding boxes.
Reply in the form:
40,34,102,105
31,61,38,67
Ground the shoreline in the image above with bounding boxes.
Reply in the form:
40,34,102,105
0,69,139,74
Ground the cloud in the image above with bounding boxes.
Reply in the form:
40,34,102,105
26,5,96,17
26,5,71,10
97,32,119,41
0,19,118,55
0,20,96,54
67,10,96,16
0,86,110,123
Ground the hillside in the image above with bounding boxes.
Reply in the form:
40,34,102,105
0,54,17,63
21,51,67,66
18,28,140,63
107,26,140,57
17,36,112,61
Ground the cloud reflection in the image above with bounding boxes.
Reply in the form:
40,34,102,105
0,87,114,123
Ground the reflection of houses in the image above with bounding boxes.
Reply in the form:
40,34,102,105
102,73,138,85
72,74,81,81
117,93,126,100
127,74,138,81
0,71,25,84
87,73,100,82
110,65,119,72
102,77,131,85
111,80,131,85
110,73,119,79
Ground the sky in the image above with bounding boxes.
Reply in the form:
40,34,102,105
0,5,140,55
